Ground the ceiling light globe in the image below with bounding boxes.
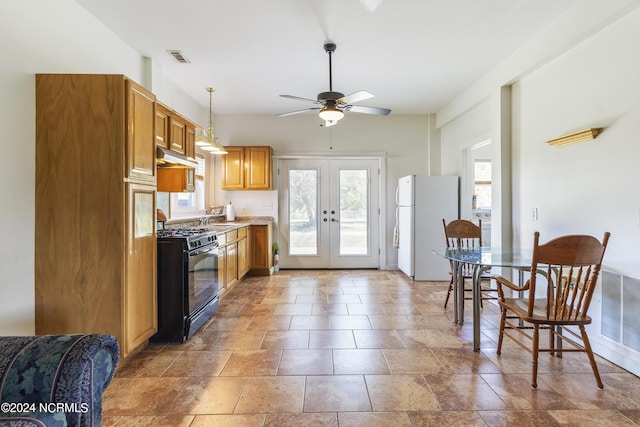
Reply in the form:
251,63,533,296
319,107,344,122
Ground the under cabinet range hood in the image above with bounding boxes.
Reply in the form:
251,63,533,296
156,146,197,168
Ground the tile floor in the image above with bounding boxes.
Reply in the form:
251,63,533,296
103,270,640,426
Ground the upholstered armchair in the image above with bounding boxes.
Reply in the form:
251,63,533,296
0,334,119,427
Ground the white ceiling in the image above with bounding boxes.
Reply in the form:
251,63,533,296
77,0,577,116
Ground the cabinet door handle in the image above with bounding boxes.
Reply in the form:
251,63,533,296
331,218,339,222
323,218,328,222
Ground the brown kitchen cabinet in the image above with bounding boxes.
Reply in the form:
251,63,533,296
248,223,273,276
217,226,249,296
169,114,186,154
157,167,191,192
155,102,170,149
35,74,157,358
222,146,273,190
156,109,197,193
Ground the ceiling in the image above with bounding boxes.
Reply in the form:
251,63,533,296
77,0,577,116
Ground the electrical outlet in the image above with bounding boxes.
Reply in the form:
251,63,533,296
532,208,538,221
261,202,273,210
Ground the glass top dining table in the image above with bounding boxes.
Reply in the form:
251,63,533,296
433,247,532,351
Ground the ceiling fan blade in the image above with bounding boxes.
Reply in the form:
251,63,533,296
344,105,391,116
277,107,321,117
338,90,374,105
280,94,320,104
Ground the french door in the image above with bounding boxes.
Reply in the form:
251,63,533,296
278,158,380,269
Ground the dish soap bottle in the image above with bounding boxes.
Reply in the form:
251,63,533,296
226,201,235,221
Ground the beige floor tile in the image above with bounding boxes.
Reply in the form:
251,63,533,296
161,350,232,377
312,303,349,315
382,348,445,374
479,410,562,426
190,414,266,427
397,328,467,348
309,330,356,349
211,330,266,350
353,329,405,348
115,350,183,378
333,349,390,374
277,349,333,375
425,373,509,411
246,315,292,331
409,411,487,427
431,347,502,374
103,415,195,426
346,303,386,315
481,373,578,410
219,349,282,376
548,409,638,426
165,376,246,414
102,270,640,424
205,316,253,332
365,374,439,411
265,413,338,426
304,375,372,412
338,411,413,427
102,377,188,416
274,303,313,315
234,376,306,414
261,330,309,349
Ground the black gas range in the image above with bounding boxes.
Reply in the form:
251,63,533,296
152,227,220,342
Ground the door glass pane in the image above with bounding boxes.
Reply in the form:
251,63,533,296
339,169,368,255
474,159,492,209
289,169,318,255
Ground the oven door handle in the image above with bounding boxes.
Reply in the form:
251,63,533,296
191,245,218,257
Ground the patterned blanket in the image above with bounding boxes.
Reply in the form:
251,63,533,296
0,335,119,427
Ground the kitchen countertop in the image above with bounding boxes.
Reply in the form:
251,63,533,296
163,216,273,232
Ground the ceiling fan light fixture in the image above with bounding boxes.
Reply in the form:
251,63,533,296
319,106,344,122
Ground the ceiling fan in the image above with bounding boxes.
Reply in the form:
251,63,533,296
278,43,391,127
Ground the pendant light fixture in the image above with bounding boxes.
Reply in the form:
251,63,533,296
196,87,227,154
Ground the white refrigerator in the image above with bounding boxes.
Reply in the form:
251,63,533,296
396,175,459,280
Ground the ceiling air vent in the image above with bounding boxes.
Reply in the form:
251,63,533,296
166,50,190,64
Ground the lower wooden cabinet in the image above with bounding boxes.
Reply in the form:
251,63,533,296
248,224,273,276
218,226,248,296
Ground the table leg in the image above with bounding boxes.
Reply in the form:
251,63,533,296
472,265,481,351
457,261,465,324
452,261,459,323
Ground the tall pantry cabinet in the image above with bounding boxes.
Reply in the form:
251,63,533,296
35,74,157,358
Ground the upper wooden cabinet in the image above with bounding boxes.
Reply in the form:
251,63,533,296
169,115,186,154
155,102,170,149
155,106,198,193
126,80,156,183
35,74,157,358
222,146,273,190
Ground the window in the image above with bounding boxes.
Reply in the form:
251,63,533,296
170,155,206,217
474,159,491,209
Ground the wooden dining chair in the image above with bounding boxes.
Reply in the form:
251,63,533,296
442,219,494,309
492,231,610,388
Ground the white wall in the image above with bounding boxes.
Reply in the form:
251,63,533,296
0,0,202,335
513,10,640,276
208,113,432,270
437,3,640,374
